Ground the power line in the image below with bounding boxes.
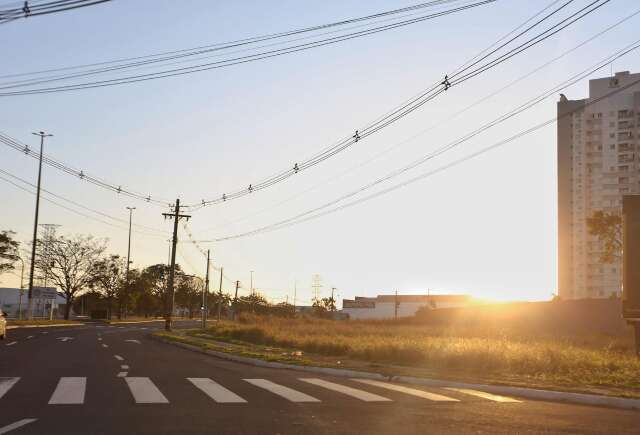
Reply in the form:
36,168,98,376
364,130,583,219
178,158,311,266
0,0,111,24
0,1,494,93
203,42,640,242
0,166,169,235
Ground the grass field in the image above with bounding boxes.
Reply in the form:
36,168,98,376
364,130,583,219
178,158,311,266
195,312,640,395
7,319,78,326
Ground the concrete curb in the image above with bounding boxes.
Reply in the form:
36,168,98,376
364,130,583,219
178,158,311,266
152,334,640,411
7,323,83,330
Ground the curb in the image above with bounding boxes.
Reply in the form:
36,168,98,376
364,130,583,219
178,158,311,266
7,323,83,330
151,334,640,411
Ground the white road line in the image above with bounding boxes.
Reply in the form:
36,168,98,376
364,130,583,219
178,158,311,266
124,377,169,404
125,339,141,344
444,388,522,403
117,372,128,378
0,419,37,435
244,379,320,403
48,377,86,404
300,378,391,402
102,344,108,348
353,379,459,402
97,338,102,341
5,342,17,346
0,377,20,399
27,336,34,339
40,332,48,334
121,365,129,370
188,378,247,403
114,355,124,361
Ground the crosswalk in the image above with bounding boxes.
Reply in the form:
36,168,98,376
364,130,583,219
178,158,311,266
0,376,522,406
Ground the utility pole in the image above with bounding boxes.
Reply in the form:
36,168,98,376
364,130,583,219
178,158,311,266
217,267,223,321
202,249,210,329
17,257,25,320
293,280,297,315
331,287,336,310
162,199,191,331
124,207,136,318
250,270,254,296
395,290,399,320
27,131,53,320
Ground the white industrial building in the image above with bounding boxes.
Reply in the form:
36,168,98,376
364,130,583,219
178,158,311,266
558,71,640,299
341,294,470,319
0,287,66,319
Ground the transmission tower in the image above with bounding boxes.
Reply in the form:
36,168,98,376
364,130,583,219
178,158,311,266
311,274,322,301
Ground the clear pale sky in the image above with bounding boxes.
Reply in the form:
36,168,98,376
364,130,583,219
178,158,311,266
1,0,639,305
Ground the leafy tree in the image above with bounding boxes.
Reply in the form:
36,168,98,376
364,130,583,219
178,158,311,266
586,210,622,263
175,275,203,319
0,230,19,274
90,255,126,319
312,296,336,318
36,234,106,319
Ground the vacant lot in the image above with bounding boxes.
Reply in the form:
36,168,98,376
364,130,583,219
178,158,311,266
195,300,639,395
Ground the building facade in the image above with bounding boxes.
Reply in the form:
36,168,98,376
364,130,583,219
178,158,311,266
0,287,66,319
558,71,640,299
341,294,470,319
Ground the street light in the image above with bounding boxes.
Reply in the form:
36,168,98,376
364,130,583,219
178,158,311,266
27,131,53,320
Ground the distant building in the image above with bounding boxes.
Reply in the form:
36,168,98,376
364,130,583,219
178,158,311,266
341,294,470,319
558,71,640,299
0,287,66,319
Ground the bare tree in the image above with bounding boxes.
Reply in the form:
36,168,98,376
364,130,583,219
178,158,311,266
90,254,126,319
37,234,106,319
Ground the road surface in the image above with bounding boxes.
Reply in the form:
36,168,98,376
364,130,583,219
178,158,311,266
1,321,638,434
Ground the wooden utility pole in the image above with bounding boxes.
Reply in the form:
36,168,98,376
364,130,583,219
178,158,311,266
162,199,191,331
217,267,224,320
202,249,210,329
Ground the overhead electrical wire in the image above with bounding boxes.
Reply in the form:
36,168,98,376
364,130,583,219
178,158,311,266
0,0,608,212
200,40,640,242
0,0,494,94
202,4,640,233
0,132,173,207
0,0,111,24
183,0,608,209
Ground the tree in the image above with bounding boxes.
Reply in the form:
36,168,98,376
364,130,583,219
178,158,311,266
312,296,336,318
175,275,203,319
90,255,126,319
36,234,106,319
586,210,622,263
0,230,19,274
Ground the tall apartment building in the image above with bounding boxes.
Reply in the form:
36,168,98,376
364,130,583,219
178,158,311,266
558,71,640,300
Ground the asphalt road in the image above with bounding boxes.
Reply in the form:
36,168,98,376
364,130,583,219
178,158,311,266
1,321,638,435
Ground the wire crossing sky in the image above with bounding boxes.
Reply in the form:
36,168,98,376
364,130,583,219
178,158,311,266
1,0,639,303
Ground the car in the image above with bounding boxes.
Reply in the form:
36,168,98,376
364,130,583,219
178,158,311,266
0,309,7,340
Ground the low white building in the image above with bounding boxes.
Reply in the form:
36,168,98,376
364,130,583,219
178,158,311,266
341,294,470,319
0,287,66,319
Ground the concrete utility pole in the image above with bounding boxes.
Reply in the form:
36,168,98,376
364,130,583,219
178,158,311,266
250,270,254,296
162,199,191,331
395,290,399,320
217,267,223,321
27,131,52,320
125,206,136,315
17,257,25,320
202,249,210,329
293,280,297,315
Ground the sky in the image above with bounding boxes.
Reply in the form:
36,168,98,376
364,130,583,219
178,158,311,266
1,0,640,305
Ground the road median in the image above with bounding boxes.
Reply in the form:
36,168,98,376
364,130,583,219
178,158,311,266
152,328,640,410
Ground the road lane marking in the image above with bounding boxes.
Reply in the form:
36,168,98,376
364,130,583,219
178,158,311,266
353,379,459,402
117,372,128,378
27,336,34,339
300,378,391,402
444,388,522,403
5,342,17,346
97,338,102,341
114,355,124,361
125,339,141,344
188,378,247,403
125,377,169,404
0,378,20,399
0,419,37,435
40,332,48,334
121,365,129,370
244,379,320,403
48,377,86,404
102,344,108,348
56,337,74,342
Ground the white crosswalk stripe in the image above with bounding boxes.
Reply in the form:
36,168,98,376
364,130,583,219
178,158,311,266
0,377,20,399
353,379,459,401
244,379,320,402
444,388,522,403
0,419,37,435
125,377,169,404
300,378,391,402
188,378,247,403
48,377,86,404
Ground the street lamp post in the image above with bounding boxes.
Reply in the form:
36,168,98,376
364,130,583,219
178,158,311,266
27,131,52,320
124,207,136,319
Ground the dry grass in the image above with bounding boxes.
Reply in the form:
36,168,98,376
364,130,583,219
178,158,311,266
7,319,77,326
198,315,640,392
